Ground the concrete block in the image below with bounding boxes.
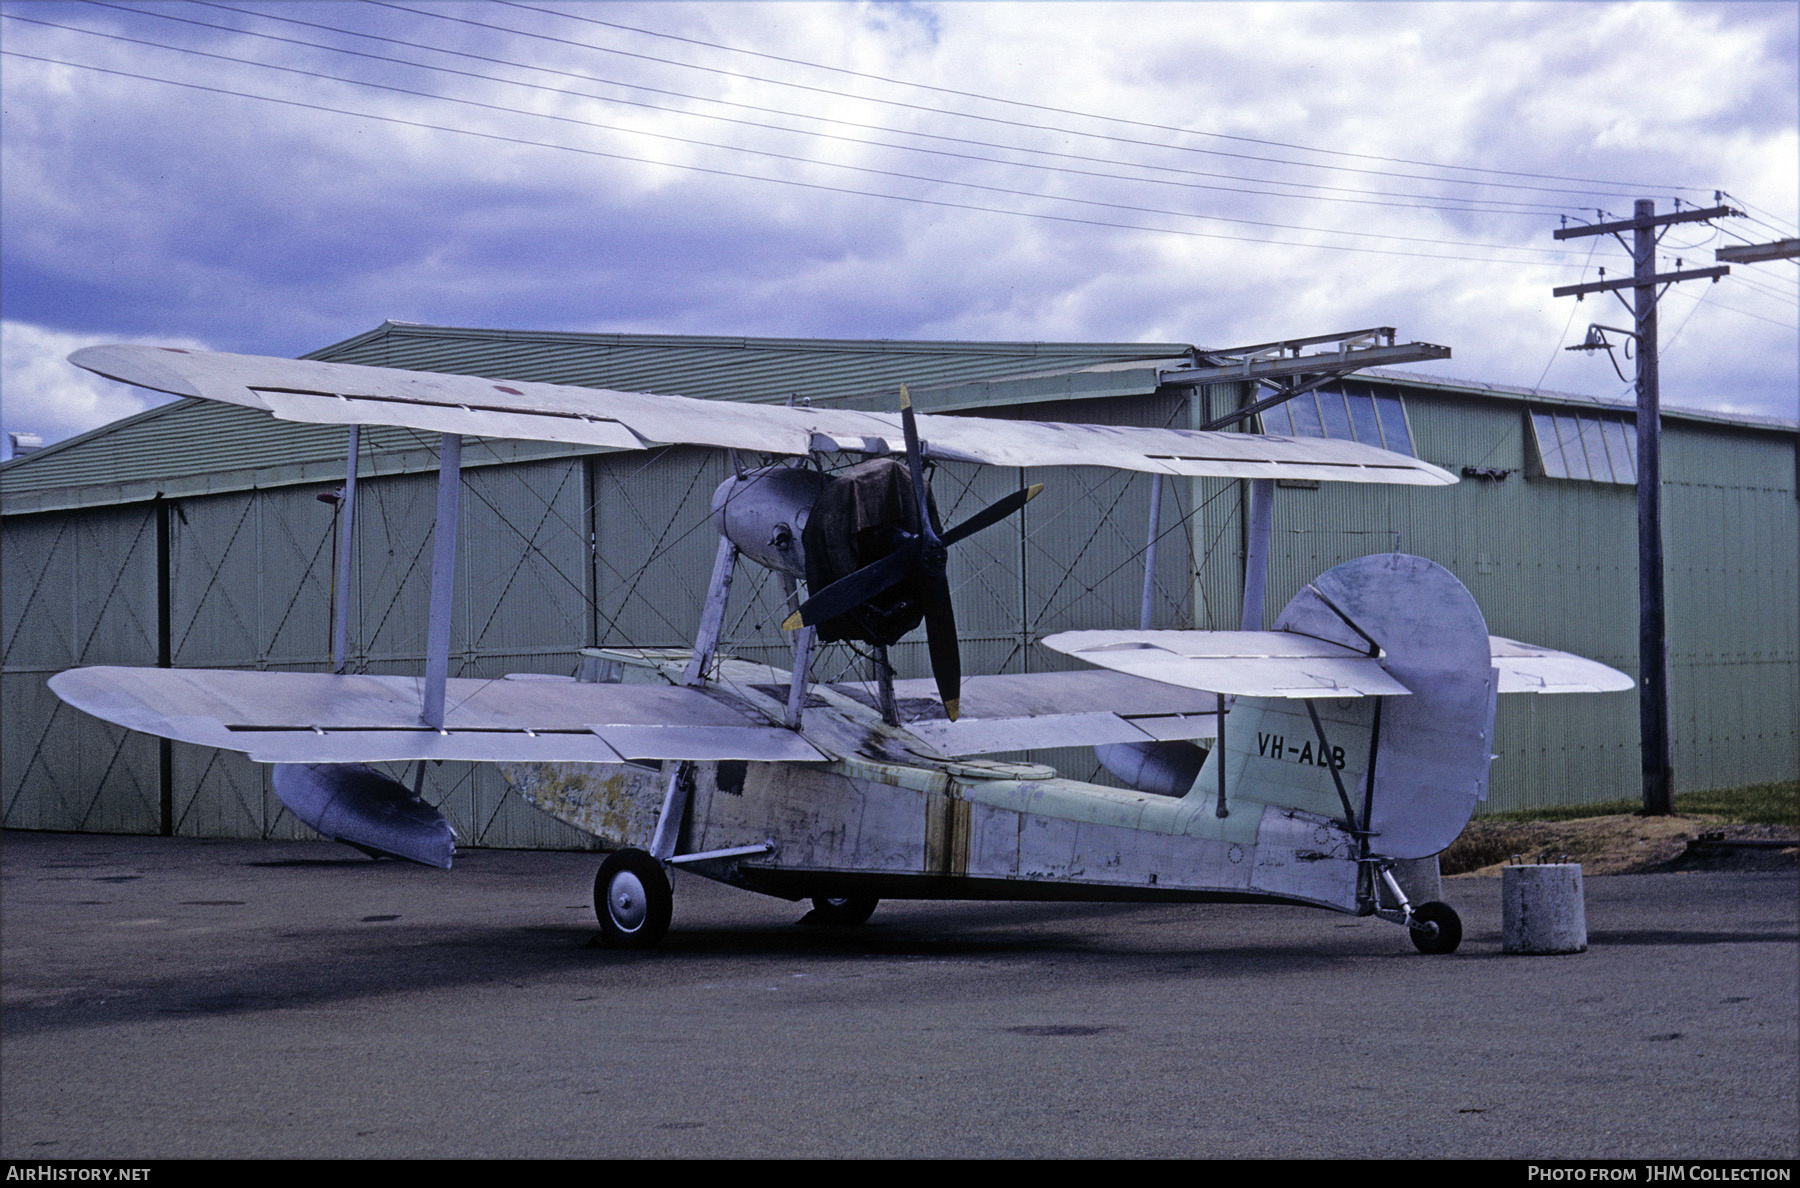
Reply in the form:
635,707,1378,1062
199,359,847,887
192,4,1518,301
1502,863,1588,954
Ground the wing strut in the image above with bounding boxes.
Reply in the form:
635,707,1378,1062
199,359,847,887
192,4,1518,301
1304,700,1361,827
786,625,816,728
1360,696,1385,856
683,536,740,686
331,424,360,674
1214,698,1229,818
778,571,816,729
649,761,694,862
1241,477,1274,631
1139,473,1163,631
422,433,462,729
1210,473,1274,819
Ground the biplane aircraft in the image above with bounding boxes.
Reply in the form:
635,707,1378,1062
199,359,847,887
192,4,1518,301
49,341,1631,955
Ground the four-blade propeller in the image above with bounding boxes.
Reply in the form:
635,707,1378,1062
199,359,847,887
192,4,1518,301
782,386,1042,721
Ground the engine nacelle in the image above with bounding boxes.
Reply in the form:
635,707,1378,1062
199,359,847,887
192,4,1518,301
711,464,825,578
714,457,941,647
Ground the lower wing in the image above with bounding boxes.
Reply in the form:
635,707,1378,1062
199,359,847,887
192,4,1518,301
48,666,828,764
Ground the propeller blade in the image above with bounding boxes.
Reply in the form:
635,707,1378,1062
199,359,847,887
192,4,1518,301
898,385,938,546
940,483,1045,547
781,538,923,631
922,572,961,721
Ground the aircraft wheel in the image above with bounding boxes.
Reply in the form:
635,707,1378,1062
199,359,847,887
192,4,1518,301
594,849,672,949
805,895,879,926
1408,901,1462,955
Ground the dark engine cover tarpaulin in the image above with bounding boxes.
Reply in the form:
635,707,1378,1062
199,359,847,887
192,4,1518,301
801,458,939,646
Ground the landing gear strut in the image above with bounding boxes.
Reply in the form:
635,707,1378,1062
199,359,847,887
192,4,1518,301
1376,862,1463,954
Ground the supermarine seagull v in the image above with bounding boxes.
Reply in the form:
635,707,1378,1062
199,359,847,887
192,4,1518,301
49,338,1631,953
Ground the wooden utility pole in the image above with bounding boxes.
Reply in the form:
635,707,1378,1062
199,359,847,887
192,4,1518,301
1552,200,1737,815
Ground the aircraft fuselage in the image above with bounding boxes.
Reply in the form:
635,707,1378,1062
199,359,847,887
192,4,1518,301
500,655,1363,914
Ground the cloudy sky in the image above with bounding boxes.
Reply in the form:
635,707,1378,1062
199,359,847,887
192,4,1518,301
3,0,1795,458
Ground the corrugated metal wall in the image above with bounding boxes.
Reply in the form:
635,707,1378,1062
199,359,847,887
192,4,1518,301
153,459,609,849
1243,396,1798,810
1660,423,1799,792
2,504,162,832
4,375,1795,842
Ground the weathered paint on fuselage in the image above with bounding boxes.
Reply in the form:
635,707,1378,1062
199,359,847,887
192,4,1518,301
499,655,1361,913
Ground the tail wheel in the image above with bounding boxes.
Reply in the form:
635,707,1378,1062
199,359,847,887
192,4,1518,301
594,848,672,949
804,895,879,926
1408,900,1463,955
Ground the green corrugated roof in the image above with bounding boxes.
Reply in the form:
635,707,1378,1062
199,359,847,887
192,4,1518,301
303,321,1197,405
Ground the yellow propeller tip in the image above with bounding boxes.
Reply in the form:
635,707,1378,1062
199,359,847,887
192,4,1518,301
944,699,960,722
899,384,911,410
781,612,805,632
1026,483,1045,500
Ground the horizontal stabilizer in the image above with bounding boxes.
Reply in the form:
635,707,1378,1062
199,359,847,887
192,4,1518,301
1040,630,1413,698
70,344,1456,485
48,667,831,764
1490,637,1634,693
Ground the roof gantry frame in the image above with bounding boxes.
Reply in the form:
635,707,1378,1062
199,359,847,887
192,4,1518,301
1160,327,1453,432
866,327,1452,431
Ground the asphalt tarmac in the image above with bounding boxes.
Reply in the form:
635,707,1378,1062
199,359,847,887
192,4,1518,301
2,829,1795,1160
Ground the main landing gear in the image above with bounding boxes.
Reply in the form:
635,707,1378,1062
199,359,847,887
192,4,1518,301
593,851,881,946
801,895,880,926
594,848,672,949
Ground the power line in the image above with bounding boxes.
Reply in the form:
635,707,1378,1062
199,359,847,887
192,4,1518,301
1722,271,1800,307
74,0,1782,241
1722,191,1800,238
0,46,1601,268
369,0,1681,202
74,0,1585,219
0,22,1583,261
12,5,1784,279
497,0,1712,195
1709,287,1800,328
1536,238,1603,390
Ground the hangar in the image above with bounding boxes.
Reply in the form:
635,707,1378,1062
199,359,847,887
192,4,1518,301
3,321,1794,849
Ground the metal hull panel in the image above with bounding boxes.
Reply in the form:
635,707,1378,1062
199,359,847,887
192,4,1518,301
501,755,1359,913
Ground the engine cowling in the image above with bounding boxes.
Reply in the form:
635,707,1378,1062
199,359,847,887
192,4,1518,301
713,460,937,647
711,464,825,578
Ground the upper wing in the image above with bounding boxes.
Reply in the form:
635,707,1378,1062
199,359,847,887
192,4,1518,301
1040,630,1414,697
1041,630,1633,697
831,669,1222,756
70,344,1456,485
48,666,829,764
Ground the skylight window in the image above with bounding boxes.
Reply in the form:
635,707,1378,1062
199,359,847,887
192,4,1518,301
1528,409,1637,484
1258,380,1415,456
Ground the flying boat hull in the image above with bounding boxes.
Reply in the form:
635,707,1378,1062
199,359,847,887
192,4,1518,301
500,653,1362,915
